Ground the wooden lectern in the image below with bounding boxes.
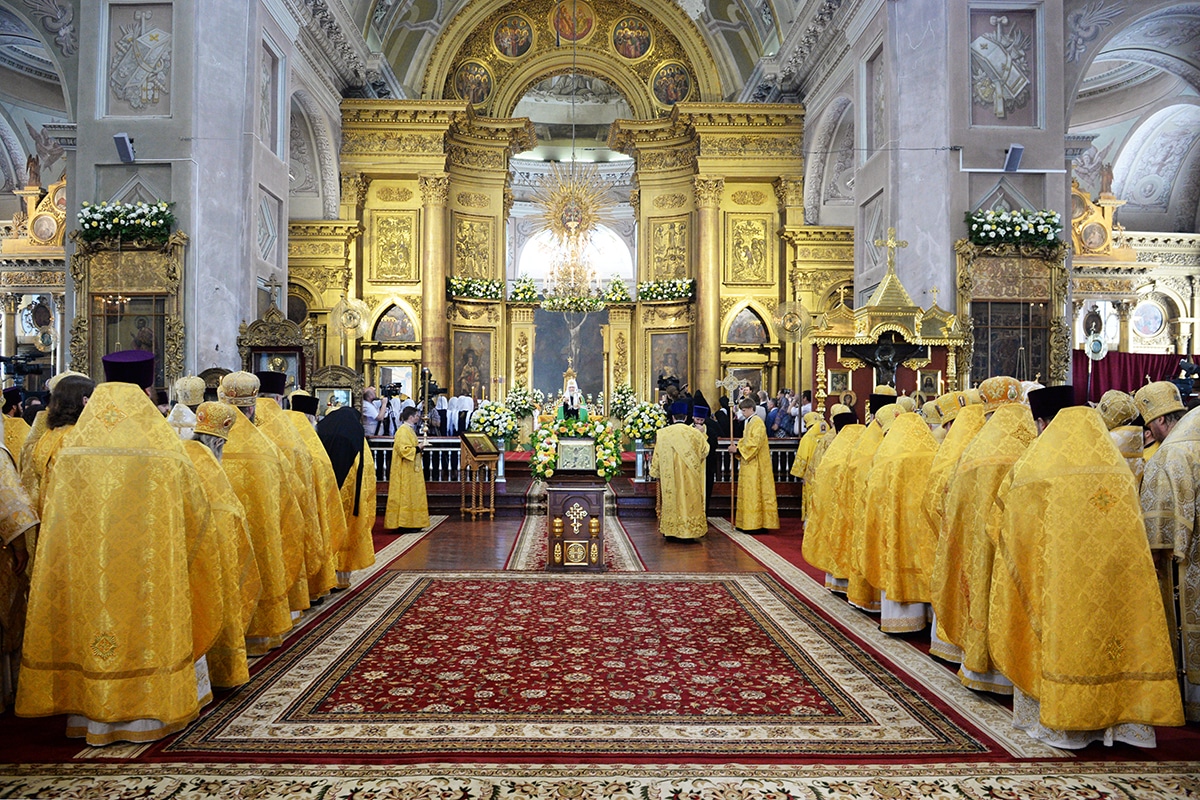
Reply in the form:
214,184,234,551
546,485,605,572
460,433,499,520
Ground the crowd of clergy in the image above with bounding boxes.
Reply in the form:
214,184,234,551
793,377,1197,748
0,349,430,746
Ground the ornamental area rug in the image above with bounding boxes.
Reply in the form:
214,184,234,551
505,514,645,571
163,570,996,759
3,761,1199,799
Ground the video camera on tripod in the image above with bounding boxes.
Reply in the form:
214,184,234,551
1176,359,1200,398
0,354,44,376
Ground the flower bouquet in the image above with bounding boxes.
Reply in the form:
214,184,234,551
77,201,176,245
964,208,1062,248
504,380,537,418
622,401,667,443
530,417,622,480
609,384,638,419
637,278,695,302
603,279,631,303
509,276,539,303
469,400,519,444
448,276,504,300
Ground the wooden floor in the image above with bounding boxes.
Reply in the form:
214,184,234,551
385,515,772,573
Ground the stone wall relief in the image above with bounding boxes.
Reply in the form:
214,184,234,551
969,9,1038,126
369,210,419,283
107,4,173,116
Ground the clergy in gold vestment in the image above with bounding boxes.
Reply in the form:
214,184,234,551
729,399,778,532
1141,402,1200,722
934,377,1034,694
16,382,223,745
804,415,863,589
317,407,377,582
649,406,710,540
385,405,430,530
218,372,299,656
991,406,1183,746
183,402,262,689
3,414,29,463
921,394,986,662
286,404,348,565
790,411,826,522
844,397,900,612
254,392,336,605
863,412,938,633
0,417,38,714
1098,390,1145,486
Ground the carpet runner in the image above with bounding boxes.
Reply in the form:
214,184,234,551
505,513,644,571
164,570,991,758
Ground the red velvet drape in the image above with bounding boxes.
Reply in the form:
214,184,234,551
1072,350,1183,404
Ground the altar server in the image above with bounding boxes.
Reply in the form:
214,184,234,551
650,401,710,540
384,405,429,531
728,397,778,532
317,406,378,583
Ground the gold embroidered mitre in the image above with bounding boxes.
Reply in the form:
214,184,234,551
219,371,260,407
195,401,238,440
873,384,897,396
934,391,967,424
1134,381,1185,425
896,395,917,413
874,403,904,434
978,376,1023,414
46,370,87,393
829,403,851,417
1098,390,1137,431
175,375,207,407
964,388,983,405
920,401,943,426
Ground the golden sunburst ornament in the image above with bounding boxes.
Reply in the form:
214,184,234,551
531,162,616,243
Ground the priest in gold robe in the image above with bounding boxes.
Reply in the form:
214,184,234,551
728,397,778,532
286,391,348,579
991,400,1183,747
317,406,378,583
1098,389,1145,485
922,391,986,663
0,414,37,714
864,410,938,633
935,376,1034,695
254,371,335,605
803,409,862,593
18,359,223,746
184,402,261,689
15,371,85,474
218,371,299,655
1139,381,1200,722
385,405,429,530
843,394,900,612
790,410,826,521
650,401,710,540
2,387,28,458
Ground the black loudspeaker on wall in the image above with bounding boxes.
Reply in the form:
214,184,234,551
1003,143,1024,172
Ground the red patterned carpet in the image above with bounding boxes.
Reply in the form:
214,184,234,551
163,571,991,758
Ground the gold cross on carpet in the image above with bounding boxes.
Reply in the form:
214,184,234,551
566,502,588,535
873,227,908,271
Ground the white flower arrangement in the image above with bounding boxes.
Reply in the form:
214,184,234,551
530,417,622,480
448,276,504,300
603,279,631,303
76,201,175,244
622,401,667,442
469,400,519,442
609,384,638,419
509,276,540,303
636,278,695,302
542,294,606,313
965,208,1062,247
504,380,536,418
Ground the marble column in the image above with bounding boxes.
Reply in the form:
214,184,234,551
1,293,20,358
420,173,450,387
53,293,66,373
1116,300,1132,353
694,176,724,397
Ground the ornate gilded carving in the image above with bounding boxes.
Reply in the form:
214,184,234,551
653,193,687,209
457,191,489,208
372,211,418,282
642,302,694,325
0,271,65,287
639,146,698,172
839,357,865,371
0,293,20,314
774,177,804,209
289,264,349,294
448,143,507,170
628,189,640,215
377,186,414,203
693,176,724,208
503,187,515,218
1049,320,1071,384
650,218,688,280
341,131,444,155
720,297,738,320
312,365,365,411
419,173,450,205
237,304,317,391
1072,277,1135,296
727,216,769,284
164,316,184,386
69,314,87,374
448,301,501,323
731,190,765,206
515,331,530,384
615,331,628,380
453,214,493,279
700,135,802,158
341,172,371,208
289,241,342,256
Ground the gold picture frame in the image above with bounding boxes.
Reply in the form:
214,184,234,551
368,210,419,283
723,213,773,285
917,369,943,398
827,368,851,396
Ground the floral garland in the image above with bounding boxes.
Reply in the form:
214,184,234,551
469,400,519,442
542,294,606,313
964,208,1062,248
509,276,539,303
622,402,667,442
530,417,622,480
504,380,536,418
77,201,176,244
603,279,631,303
609,384,638,419
448,276,504,300
637,278,695,302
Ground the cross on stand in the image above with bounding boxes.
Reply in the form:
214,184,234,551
566,503,588,536
873,227,908,271
930,286,940,306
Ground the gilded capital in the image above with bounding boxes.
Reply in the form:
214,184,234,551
694,176,724,209
629,189,640,215
503,186,515,218
341,172,371,208
419,173,450,206
52,292,65,314
0,293,21,314
774,177,804,209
